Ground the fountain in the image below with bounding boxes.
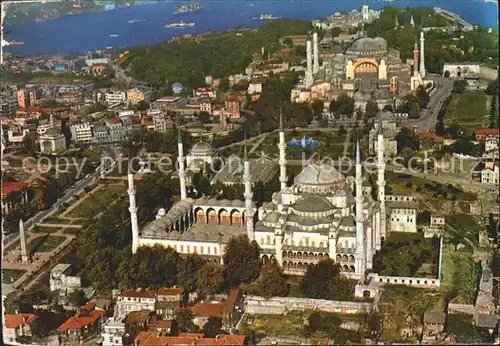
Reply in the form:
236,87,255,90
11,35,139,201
287,135,320,149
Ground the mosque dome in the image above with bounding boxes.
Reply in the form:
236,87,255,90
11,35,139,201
376,109,395,121
294,163,345,187
346,37,388,56
293,195,333,213
190,141,213,155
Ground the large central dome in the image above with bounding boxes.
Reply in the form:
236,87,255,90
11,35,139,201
346,37,388,56
295,163,345,186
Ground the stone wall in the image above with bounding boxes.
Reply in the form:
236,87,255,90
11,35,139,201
244,295,372,315
448,303,475,315
371,274,440,288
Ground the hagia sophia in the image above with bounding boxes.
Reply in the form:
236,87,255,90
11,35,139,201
291,1,428,110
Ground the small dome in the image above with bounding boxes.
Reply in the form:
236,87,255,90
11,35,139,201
295,163,345,186
376,109,394,121
263,211,280,223
293,195,333,213
190,141,213,155
157,208,166,216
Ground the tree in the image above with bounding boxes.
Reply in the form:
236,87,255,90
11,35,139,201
331,27,342,37
486,78,498,96
282,37,293,48
68,289,86,307
218,78,230,93
202,317,223,338
21,133,37,154
330,93,355,117
365,312,382,340
196,262,224,299
365,100,379,118
311,99,324,117
452,80,468,94
223,235,261,287
409,102,421,119
396,127,420,152
177,254,204,293
300,259,340,299
255,262,289,298
415,86,430,109
174,308,198,333
136,100,149,111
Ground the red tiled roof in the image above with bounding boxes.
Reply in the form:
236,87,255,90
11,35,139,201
120,289,156,299
135,332,245,346
154,320,173,329
107,119,122,124
190,303,223,318
157,287,182,296
196,87,214,92
179,333,204,338
81,303,96,311
475,128,499,135
2,181,29,198
131,115,141,122
4,314,37,329
57,308,104,331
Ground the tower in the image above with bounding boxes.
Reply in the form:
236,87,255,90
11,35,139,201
394,15,399,29
19,219,29,263
305,35,313,88
313,29,319,75
362,0,369,22
419,27,426,78
377,124,386,239
355,140,366,277
243,136,255,240
128,171,140,254
410,13,415,27
278,107,287,191
177,127,187,200
413,41,419,77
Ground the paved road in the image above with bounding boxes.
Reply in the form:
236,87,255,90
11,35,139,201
403,79,455,133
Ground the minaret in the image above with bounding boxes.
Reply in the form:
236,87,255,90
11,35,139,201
377,124,386,239
413,41,419,77
128,170,140,254
243,136,255,240
355,140,366,278
177,128,187,200
394,15,399,29
278,107,287,191
313,29,319,75
19,219,29,263
410,13,415,27
419,26,426,79
305,35,313,88
362,0,369,22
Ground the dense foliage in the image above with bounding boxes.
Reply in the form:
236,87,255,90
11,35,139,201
373,233,439,277
223,235,261,287
299,259,355,301
303,311,362,344
252,262,289,298
122,20,312,88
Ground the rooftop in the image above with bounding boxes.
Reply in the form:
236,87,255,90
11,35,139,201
158,287,183,296
190,302,224,318
4,314,38,329
135,332,245,346
2,181,29,198
211,159,278,185
119,289,156,299
141,222,247,243
423,312,446,325
57,306,105,331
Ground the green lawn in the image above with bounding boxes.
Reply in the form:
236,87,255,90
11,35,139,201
445,214,481,246
445,91,489,136
250,312,307,337
66,184,126,219
441,245,479,305
384,171,477,201
32,226,63,234
27,235,66,254
2,269,26,284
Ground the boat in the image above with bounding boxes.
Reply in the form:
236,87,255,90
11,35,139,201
109,34,119,37
253,13,281,20
166,21,195,28
174,2,202,14
128,18,145,24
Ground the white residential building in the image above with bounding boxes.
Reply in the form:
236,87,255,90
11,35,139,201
101,318,126,346
39,128,67,154
106,119,124,142
485,137,499,152
105,91,127,104
70,122,93,143
481,161,499,184
114,289,156,321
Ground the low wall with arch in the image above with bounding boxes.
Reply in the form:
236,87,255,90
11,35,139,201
371,274,440,288
243,295,372,315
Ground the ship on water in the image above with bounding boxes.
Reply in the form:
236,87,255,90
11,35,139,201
109,34,119,37
128,18,145,24
253,13,281,20
174,2,202,14
166,21,195,28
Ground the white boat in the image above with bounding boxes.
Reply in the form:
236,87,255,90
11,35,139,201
253,13,281,20
128,18,145,24
165,21,195,28
109,34,119,37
